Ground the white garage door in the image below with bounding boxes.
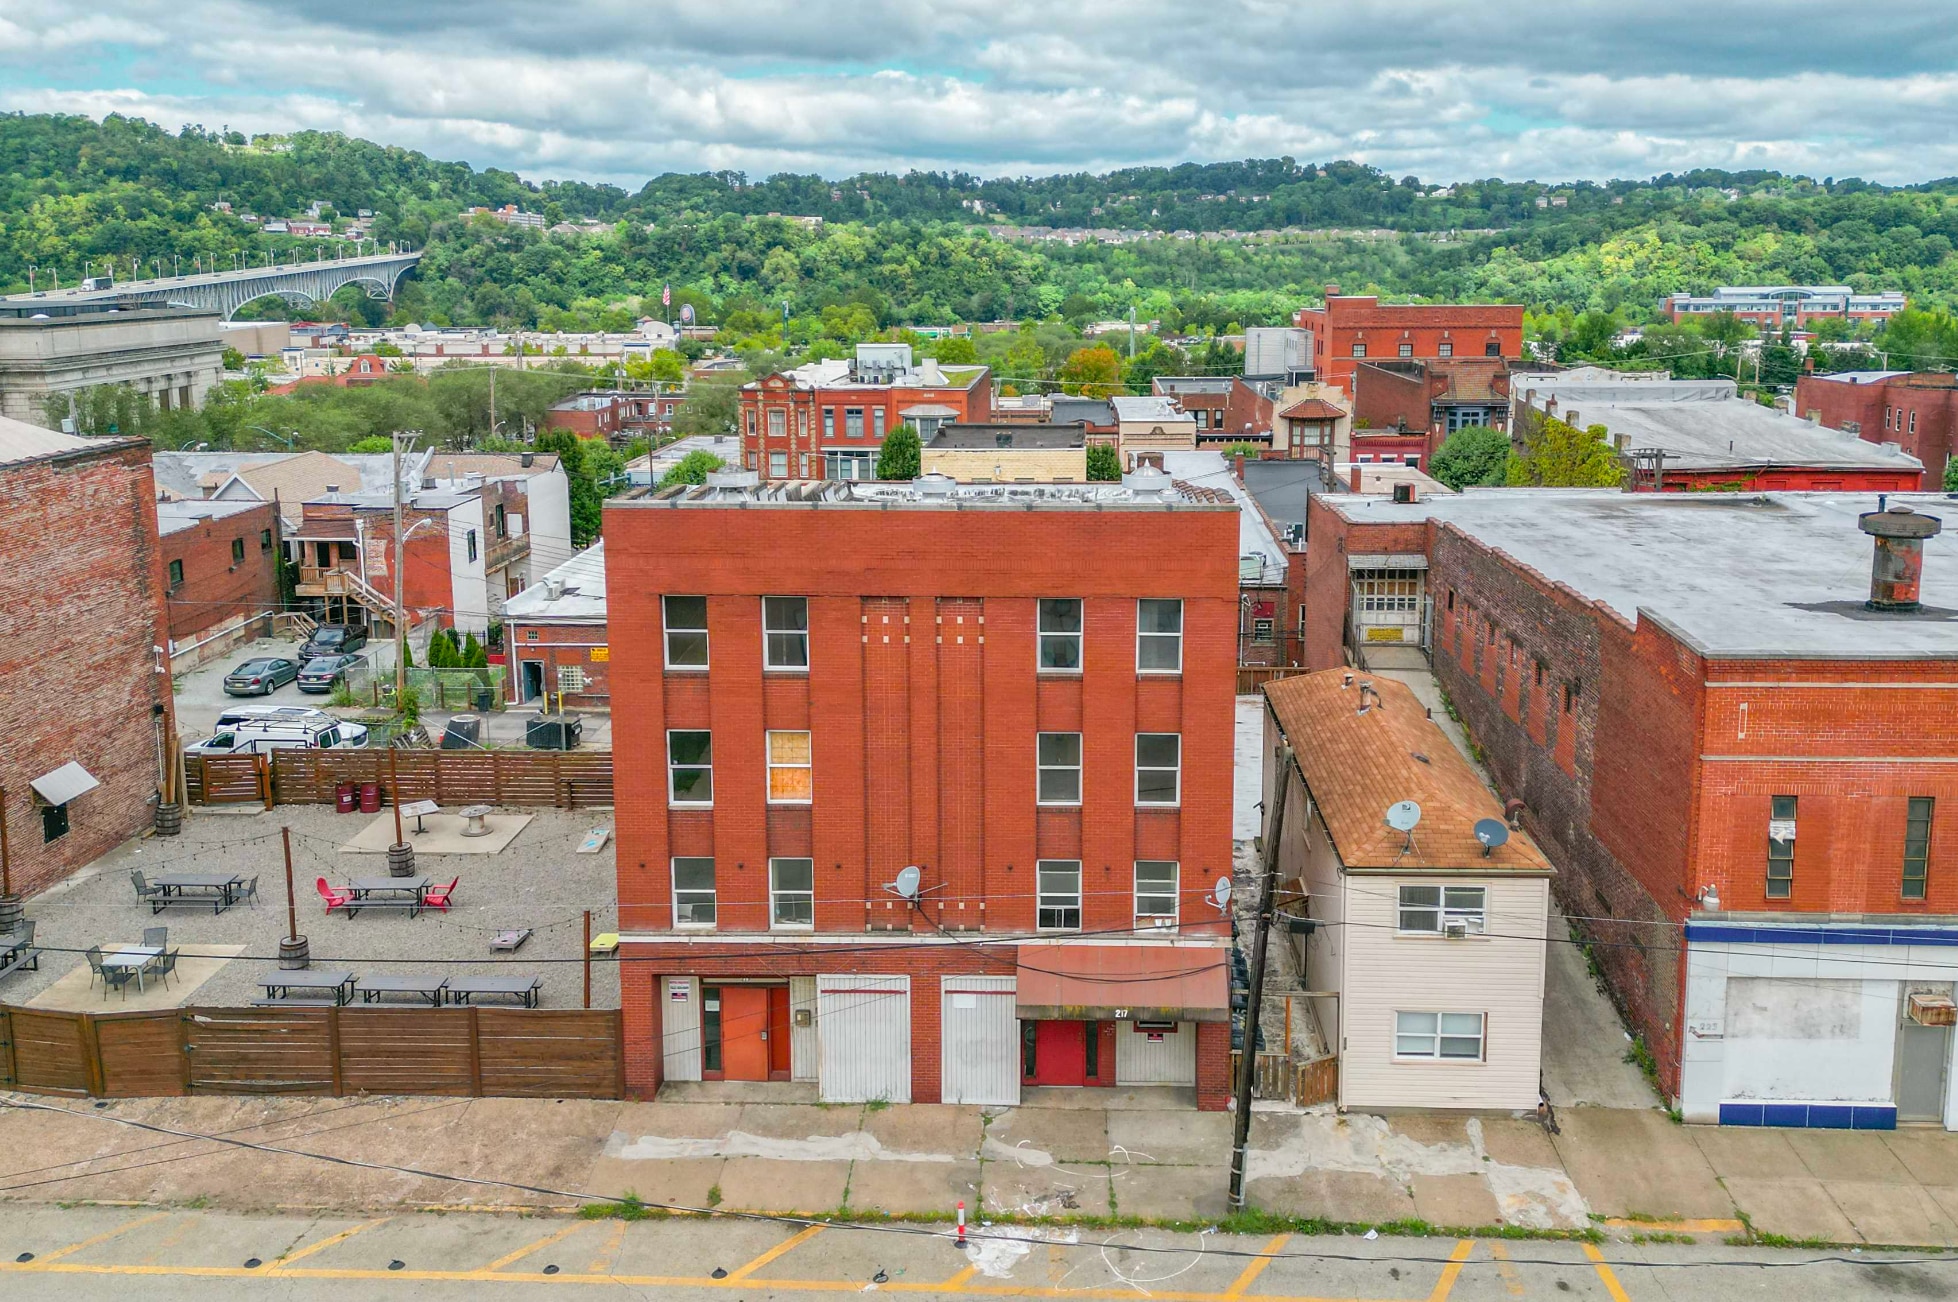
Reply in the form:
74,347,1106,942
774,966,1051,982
1115,1020,1198,1085
817,974,911,1103
941,975,1020,1105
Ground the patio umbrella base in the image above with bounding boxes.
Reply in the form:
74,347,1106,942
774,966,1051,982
387,843,416,877
154,802,182,837
0,895,20,933
279,936,311,970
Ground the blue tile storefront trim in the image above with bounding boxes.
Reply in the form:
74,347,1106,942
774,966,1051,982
1685,921,1958,948
1718,1101,1897,1129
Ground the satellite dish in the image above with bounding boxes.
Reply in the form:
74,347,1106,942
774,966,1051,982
1474,818,1511,857
893,865,922,899
1385,801,1422,833
1212,877,1233,910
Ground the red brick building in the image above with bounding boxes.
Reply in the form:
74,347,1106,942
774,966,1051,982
1352,358,1513,446
1292,289,1525,396
605,470,1238,1107
1151,376,1274,447
1795,370,1957,486
156,498,283,671
0,423,178,896
504,543,609,708
741,344,992,481
1301,488,1958,1128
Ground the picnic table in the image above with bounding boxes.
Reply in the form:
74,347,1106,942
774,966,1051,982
446,974,543,1007
101,945,163,994
258,971,356,1005
150,872,245,914
0,923,37,978
399,799,440,834
356,973,449,1006
347,875,430,918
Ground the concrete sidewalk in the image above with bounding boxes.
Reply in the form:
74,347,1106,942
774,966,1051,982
6,1090,1958,1246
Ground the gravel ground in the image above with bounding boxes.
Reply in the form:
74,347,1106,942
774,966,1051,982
3,805,620,1009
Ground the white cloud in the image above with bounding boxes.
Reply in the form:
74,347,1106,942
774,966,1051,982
4,0,1958,184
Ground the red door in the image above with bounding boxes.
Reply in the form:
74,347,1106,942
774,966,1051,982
767,986,792,1078
721,987,771,1081
1029,1020,1086,1086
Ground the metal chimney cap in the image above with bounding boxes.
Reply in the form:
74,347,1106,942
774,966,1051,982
1860,505,1943,541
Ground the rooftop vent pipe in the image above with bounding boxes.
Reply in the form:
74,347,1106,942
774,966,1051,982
1859,503,1943,612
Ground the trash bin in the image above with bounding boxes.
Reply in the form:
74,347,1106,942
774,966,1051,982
359,781,381,813
473,685,495,712
336,782,358,814
442,715,483,750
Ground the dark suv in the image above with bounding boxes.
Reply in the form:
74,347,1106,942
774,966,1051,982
300,624,369,659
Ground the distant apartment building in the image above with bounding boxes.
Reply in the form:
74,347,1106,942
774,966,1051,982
739,344,991,481
1664,286,1906,330
549,389,689,443
1150,376,1274,448
1795,370,1958,484
1292,288,1524,396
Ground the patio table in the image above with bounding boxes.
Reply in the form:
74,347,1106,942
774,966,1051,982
150,873,244,914
347,876,429,918
100,945,163,994
356,973,449,1006
446,974,543,1007
259,971,356,1005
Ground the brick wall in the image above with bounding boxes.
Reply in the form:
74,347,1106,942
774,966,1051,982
161,500,281,659
506,620,611,708
1299,495,1433,670
1796,372,1958,482
0,440,176,895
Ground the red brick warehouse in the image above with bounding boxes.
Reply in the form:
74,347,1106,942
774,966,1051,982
1292,288,1525,396
605,468,1239,1108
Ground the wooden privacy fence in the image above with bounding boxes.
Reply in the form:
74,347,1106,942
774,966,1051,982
186,749,615,809
0,1004,624,1100
1233,1049,1339,1108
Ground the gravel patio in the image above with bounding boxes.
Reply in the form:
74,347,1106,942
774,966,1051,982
0,805,620,1010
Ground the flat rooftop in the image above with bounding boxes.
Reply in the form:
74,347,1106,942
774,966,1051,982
1324,489,1958,659
155,498,268,536
627,468,1232,512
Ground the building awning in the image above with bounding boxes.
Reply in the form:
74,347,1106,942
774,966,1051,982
1349,554,1429,569
900,404,960,418
1015,943,1229,1022
31,761,100,807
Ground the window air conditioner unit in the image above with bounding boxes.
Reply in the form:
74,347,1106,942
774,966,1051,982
1443,920,1469,940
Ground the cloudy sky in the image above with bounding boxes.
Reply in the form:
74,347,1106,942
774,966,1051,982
4,0,1956,188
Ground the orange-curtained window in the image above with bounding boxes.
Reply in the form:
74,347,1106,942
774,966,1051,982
767,730,813,803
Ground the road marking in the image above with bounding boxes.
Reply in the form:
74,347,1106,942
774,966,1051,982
1485,1242,1524,1296
267,1218,388,1271
484,1221,588,1272
1602,1218,1741,1234
725,1223,828,1281
587,1221,626,1275
939,1263,982,1290
1582,1243,1634,1302
1223,1233,1291,1297
35,1212,171,1262
1425,1239,1473,1302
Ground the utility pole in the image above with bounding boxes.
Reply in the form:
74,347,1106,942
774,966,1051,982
1228,747,1293,1209
392,428,408,707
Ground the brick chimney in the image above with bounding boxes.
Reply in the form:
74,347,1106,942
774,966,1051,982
1859,504,1943,611
1324,283,1342,298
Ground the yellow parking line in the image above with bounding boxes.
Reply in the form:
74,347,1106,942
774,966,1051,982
939,1263,982,1290
725,1223,828,1281
1485,1242,1524,1296
1582,1243,1633,1302
1425,1239,1474,1302
36,1212,171,1262
484,1221,588,1272
266,1218,388,1271
1224,1233,1291,1297
587,1220,627,1274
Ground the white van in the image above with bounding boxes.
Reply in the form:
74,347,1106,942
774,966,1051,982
214,704,335,729
188,715,370,756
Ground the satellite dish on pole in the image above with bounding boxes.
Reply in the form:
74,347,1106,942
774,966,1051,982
1474,818,1511,857
1384,801,1422,833
1212,877,1233,911
893,865,923,900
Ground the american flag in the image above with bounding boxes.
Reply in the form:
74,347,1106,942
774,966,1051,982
662,283,671,308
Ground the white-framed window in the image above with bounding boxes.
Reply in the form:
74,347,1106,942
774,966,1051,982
1135,733,1181,806
672,857,716,927
1398,342,1413,358
769,857,814,928
767,409,786,438
1352,342,1367,358
845,407,865,438
766,729,813,803
1395,1011,1486,1060
1038,598,1083,672
663,595,708,669
1037,732,1082,805
1037,860,1082,930
1136,598,1183,673
823,407,835,439
873,407,887,438
763,596,809,669
769,451,788,478
1438,341,1453,358
1135,861,1179,923
667,730,713,805
1396,885,1487,934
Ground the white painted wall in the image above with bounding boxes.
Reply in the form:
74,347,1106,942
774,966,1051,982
1721,977,1897,1104
662,976,702,1082
523,468,573,585
445,497,490,633
1114,1020,1198,1084
789,975,818,1082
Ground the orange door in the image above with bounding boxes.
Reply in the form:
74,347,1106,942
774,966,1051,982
721,987,771,1081
768,986,792,1077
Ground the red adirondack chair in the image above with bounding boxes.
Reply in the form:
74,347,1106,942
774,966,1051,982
315,876,352,914
423,877,459,911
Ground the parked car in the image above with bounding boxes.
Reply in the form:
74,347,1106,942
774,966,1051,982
300,624,368,659
185,716,368,755
222,657,299,696
296,653,369,693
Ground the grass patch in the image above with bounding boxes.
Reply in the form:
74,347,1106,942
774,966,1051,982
1622,1035,1663,1096
706,1184,722,1209
580,1194,670,1222
864,1099,892,1113
1628,1232,1696,1245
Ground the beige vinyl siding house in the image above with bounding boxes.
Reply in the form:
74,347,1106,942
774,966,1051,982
1264,668,1553,1113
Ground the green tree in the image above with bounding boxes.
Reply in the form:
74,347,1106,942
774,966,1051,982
658,449,725,488
876,423,922,479
461,632,488,668
1506,416,1624,488
672,374,743,439
1429,426,1512,489
347,435,393,453
1946,455,1958,493
221,346,247,371
928,336,978,365
1059,345,1124,397
1085,444,1121,481
1566,310,1622,359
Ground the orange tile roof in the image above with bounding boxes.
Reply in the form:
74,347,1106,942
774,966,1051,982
1277,398,1346,421
1262,669,1552,874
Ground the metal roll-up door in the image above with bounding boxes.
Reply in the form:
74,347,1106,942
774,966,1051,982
941,975,1019,1105
817,974,910,1103
1115,1020,1198,1085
